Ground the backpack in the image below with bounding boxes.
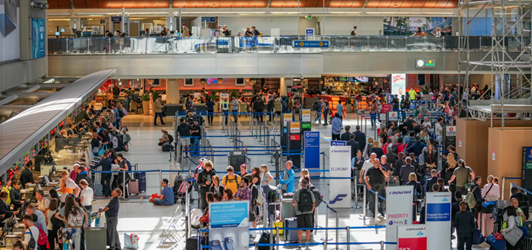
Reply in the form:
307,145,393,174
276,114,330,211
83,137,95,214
168,134,174,143
466,186,478,208
298,189,314,213
391,144,399,154
309,186,322,207
36,224,48,245
27,228,37,250
253,185,265,206
313,101,320,111
118,109,125,117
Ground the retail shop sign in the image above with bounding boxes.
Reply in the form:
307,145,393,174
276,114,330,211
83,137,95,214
415,59,436,68
292,40,330,48
111,16,122,23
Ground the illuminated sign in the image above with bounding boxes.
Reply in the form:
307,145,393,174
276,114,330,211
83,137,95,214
24,151,30,164
50,127,57,136
416,59,436,68
40,136,48,150
391,74,407,96
58,120,65,129
31,145,37,157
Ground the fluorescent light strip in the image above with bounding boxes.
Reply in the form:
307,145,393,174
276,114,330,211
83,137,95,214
47,13,71,16
365,12,455,15
182,12,266,14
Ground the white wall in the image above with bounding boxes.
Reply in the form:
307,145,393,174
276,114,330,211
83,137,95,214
321,17,383,36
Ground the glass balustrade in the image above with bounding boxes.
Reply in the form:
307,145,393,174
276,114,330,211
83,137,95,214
47,36,518,55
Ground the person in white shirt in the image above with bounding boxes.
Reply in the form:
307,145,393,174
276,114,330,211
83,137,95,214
35,190,49,215
46,198,59,249
435,117,444,140
422,117,432,129
59,170,81,206
79,180,94,212
20,214,40,250
359,153,377,184
482,175,500,201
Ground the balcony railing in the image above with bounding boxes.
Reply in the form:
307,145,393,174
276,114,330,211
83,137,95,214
47,36,528,55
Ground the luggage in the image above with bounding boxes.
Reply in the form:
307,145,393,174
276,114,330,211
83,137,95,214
162,142,174,152
272,220,283,235
479,212,495,237
523,236,532,249
132,164,146,194
258,232,275,250
268,203,280,220
128,179,140,195
280,197,296,221
284,217,299,243
124,233,139,249
224,237,235,250
388,176,400,186
186,238,198,250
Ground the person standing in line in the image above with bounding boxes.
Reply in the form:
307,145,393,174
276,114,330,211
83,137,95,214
331,113,342,140
292,178,315,246
322,100,330,125
182,24,190,37
198,161,215,210
279,161,296,194
79,180,93,212
35,190,50,216
337,100,344,120
448,159,475,195
97,189,122,250
153,96,165,126
58,171,81,206
177,118,191,157
19,214,40,250
455,201,475,250
347,134,360,159
252,26,260,37
205,97,215,125
92,151,113,197
222,166,241,196
233,178,255,234
481,175,500,202
314,98,323,124
231,96,239,123
365,160,388,219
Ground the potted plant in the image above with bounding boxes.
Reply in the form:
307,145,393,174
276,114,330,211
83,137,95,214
142,93,150,116
346,97,353,113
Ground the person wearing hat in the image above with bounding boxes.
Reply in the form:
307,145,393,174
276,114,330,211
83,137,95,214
70,163,79,181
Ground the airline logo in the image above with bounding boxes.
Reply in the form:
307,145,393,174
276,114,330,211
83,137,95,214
330,194,347,204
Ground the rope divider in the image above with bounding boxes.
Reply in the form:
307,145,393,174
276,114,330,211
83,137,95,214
510,182,532,195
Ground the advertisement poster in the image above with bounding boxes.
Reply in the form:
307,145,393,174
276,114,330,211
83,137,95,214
329,146,351,208
31,18,45,59
304,132,320,176
383,17,452,36
426,193,451,250
391,74,406,96
0,0,20,62
397,225,428,250
443,125,456,150
385,185,414,250
209,201,249,250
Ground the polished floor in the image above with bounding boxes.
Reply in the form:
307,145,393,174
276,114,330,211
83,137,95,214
92,112,490,250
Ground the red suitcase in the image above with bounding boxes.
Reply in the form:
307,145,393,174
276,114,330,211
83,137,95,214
478,212,495,237
129,179,140,195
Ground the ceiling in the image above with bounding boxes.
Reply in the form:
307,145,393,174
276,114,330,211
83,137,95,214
48,0,458,9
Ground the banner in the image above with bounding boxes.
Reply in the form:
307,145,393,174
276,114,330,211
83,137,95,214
329,146,351,208
391,74,406,96
397,225,428,250
425,192,451,250
0,0,20,62
385,185,414,250
209,201,249,250
304,131,320,177
383,17,452,36
31,18,45,59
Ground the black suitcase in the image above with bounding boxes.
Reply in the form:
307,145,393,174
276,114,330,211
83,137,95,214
258,232,276,250
186,238,198,250
162,142,174,152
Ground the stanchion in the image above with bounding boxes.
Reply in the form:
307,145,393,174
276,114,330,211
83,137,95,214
159,169,163,193
334,212,342,250
320,203,332,242
122,171,127,201
380,241,384,250
352,182,360,209
361,186,367,219
374,188,379,223
346,226,351,250
502,176,506,200
275,227,280,250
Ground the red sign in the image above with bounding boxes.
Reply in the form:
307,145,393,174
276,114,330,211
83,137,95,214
398,237,427,250
382,104,392,113
290,135,300,140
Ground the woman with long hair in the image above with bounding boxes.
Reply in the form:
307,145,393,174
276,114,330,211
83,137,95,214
223,189,233,201
55,195,89,250
406,173,423,221
209,175,225,195
251,167,261,186
260,164,274,186
424,143,438,173
442,153,457,184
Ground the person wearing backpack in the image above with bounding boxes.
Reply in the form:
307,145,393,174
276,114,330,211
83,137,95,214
465,176,484,218
26,204,48,250
20,214,40,250
291,178,315,246
449,159,475,195
55,196,89,250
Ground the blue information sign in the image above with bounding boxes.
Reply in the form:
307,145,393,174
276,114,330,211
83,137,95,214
426,203,451,222
292,40,330,48
210,201,249,228
31,19,45,59
201,17,216,23
330,141,347,146
304,132,320,174
111,16,122,23
305,28,314,36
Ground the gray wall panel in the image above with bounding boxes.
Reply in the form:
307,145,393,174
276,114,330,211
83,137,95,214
216,54,258,75
1,58,48,92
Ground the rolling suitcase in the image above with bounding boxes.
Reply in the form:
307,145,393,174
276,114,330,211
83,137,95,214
186,238,198,250
280,197,296,220
128,179,140,195
478,212,495,237
284,217,298,243
131,164,146,194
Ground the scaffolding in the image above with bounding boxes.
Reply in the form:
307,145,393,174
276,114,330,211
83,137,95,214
458,0,532,128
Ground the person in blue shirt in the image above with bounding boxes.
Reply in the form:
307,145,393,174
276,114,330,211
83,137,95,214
92,151,113,197
154,179,174,206
331,112,343,140
406,136,426,157
279,161,296,194
98,188,121,250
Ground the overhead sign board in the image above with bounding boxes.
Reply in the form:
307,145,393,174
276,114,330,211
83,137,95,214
304,132,320,176
416,59,436,68
292,40,330,48
201,17,216,23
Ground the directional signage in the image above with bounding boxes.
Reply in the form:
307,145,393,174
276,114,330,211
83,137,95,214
201,17,216,23
292,40,330,48
416,59,436,68
330,141,347,146
305,28,314,37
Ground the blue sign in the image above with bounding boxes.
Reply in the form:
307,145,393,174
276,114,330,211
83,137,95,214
526,147,532,160
305,28,314,36
304,131,320,173
210,201,249,228
426,203,451,222
111,16,122,23
201,17,216,23
292,40,330,48
31,19,45,59
330,141,346,146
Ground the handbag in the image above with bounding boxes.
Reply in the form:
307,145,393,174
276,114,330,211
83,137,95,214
502,217,523,246
98,145,108,157
473,221,485,245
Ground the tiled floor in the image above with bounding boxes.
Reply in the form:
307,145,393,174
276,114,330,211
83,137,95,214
94,113,489,250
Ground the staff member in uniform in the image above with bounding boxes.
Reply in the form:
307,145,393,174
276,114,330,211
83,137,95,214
97,188,122,250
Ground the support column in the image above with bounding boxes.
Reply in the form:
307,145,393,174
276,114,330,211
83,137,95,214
166,79,180,104
280,78,287,96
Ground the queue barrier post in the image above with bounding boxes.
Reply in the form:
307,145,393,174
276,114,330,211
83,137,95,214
275,226,280,250
323,241,327,250
346,226,351,250
502,176,506,200
122,171,127,201
335,212,341,250
320,201,332,242
159,169,163,194
380,241,384,250
362,186,367,218
374,187,378,224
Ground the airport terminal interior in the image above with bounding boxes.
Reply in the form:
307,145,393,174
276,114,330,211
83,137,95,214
2,0,532,250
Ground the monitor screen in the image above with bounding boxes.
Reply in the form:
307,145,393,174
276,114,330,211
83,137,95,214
355,77,369,82
60,28,65,33
55,32,60,36
236,78,244,84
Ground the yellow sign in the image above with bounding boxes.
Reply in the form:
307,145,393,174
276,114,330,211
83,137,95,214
302,110,311,115
299,42,304,46
284,113,293,119
319,42,323,47
290,122,300,129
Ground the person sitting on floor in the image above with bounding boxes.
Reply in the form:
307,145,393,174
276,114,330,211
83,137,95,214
153,179,174,206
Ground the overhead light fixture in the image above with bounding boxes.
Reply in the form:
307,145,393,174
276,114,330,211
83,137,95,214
47,13,71,16
75,13,115,16
182,11,266,14
270,12,299,14
329,11,362,14
365,12,455,15
129,12,170,15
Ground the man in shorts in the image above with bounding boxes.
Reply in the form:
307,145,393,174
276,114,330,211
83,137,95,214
177,117,191,157
292,179,315,247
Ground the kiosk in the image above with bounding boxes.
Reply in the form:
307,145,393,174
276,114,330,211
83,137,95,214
300,109,312,133
281,113,293,152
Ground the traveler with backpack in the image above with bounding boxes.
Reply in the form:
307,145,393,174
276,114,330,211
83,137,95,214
20,214,40,250
501,206,524,250
222,166,241,196
466,176,484,218
449,159,475,195
455,201,476,250
292,178,315,246
510,197,526,225
208,176,224,195
510,187,529,220
177,118,191,157
25,204,48,236
158,129,171,146
55,195,89,250
234,178,256,230
198,161,216,210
